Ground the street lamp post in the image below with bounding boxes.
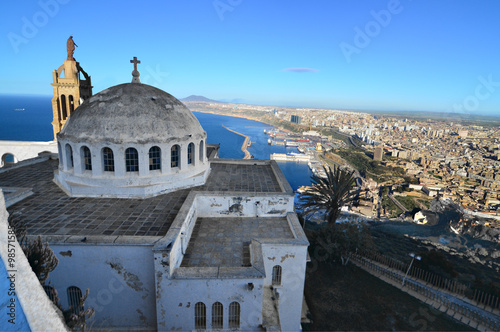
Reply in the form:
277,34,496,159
402,253,421,286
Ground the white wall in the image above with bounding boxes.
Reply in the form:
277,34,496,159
154,192,308,331
0,141,57,167
0,191,68,331
46,243,157,329
261,243,308,331
54,138,210,198
195,193,294,217
155,272,264,331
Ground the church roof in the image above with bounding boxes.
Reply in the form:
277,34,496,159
58,83,205,145
1,158,288,241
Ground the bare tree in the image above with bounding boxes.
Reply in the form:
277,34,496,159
21,236,58,284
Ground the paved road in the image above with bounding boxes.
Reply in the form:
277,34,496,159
388,194,408,212
353,256,500,326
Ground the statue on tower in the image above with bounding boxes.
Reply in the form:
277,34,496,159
67,36,78,61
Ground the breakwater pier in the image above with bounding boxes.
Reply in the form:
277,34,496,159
222,125,251,159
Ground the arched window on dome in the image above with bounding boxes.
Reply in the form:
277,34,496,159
199,140,204,162
69,95,75,113
61,95,67,120
149,146,161,171
125,148,139,172
102,147,115,172
188,143,194,165
81,146,92,171
171,145,180,168
65,144,73,169
229,302,241,329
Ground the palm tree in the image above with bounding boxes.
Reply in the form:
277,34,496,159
300,165,359,227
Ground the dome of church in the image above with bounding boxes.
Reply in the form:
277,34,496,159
54,82,210,199
59,83,205,144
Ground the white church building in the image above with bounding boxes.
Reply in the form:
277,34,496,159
0,52,309,331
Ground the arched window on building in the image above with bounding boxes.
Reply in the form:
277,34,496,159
102,147,115,172
149,146,161,171
199,140,204,162
81,146,92,171
43,285,56,302
61,95,67,120
188,143,194,165
67,286,83,314
229,302,241,329
56,99,62,125
272,265,282,286
212,302,223,329
65,144,73,169
194,302,206,329
125,147,139,172
171,145,180,168
69,95,75,113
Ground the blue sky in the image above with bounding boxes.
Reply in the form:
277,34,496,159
1,0,499,115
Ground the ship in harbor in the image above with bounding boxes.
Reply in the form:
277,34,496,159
296,185,313,194
270,152,311,162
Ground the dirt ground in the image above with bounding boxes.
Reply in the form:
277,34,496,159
302,261,474,331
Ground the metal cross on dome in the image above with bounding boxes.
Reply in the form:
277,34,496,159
130,56,141,83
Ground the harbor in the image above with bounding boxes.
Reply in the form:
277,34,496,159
266,128,333,187
222,124,252,159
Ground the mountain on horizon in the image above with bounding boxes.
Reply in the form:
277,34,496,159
180,95,220,103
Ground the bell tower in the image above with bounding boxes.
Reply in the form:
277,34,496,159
51,36,92,140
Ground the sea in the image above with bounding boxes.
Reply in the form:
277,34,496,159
0,95,313,192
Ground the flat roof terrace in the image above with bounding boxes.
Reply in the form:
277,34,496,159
0,158,286,239
181,217,294,268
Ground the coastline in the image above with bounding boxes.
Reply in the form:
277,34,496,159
221,124,251,159
192,109,293,134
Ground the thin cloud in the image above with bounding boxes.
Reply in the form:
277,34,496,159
281,68,319,73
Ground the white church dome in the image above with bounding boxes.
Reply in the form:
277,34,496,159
54,82,210,198
59,83,206,145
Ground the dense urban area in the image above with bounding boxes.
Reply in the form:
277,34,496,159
185,99,500,223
